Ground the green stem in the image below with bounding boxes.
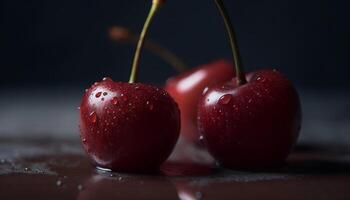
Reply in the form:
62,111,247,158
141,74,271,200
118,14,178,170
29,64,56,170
129,0,163,83
214,0,247,85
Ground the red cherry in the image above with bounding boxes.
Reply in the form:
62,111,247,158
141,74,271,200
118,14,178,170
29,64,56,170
196,0,302,169
79,0,180,173
198,70,301,169
80,79,180,172
166,60,234,143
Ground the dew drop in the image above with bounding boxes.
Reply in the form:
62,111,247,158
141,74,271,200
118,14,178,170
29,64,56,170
199,135,205,145
95,92,102,98
103,92,108,96
89,112,97,123
202,87,209,95
82,138,87,143
219,94,232,105
77,184,84,191
103,77,112,81
112,97,118,105
56,180,62,186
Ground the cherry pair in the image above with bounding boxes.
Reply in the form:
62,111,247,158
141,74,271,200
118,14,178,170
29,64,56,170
79,0,301,173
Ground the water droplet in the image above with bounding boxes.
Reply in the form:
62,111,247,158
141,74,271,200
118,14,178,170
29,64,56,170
101,98,105,101
118,177,123,181
146,101,154,110
95,92,102,98
85,89,89,92
89,112,97,123
103,77,112,81
112,97,119,105
78,184,84,190
257,77,261,81
24,167,30,171
202,87,209,95
82,138,87,143
219,94,232,105
103,92,108,96
56,180,62,186
94,82,98,85
248,99,253,103
109,174,115,177
77,107,80,110
135,86,140,90
199,135,205,144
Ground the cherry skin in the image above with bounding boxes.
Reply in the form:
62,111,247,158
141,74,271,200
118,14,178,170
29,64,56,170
80,78,180,173
197,70,301,169
166,59,234,143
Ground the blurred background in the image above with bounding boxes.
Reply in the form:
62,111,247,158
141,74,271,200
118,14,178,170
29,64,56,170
0,0,349,143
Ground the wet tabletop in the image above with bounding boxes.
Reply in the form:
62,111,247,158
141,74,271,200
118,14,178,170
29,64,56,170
0,88,350,200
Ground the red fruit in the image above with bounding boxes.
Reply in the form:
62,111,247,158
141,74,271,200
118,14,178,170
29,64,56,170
80,78,180,173
79,0,180,173
166,60,234,143
197,70,301,169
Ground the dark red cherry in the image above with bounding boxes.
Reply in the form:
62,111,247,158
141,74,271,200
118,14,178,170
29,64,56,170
80,79,180,173
196,0,302,169
79,0,180,173
166,60,234,143
198,70,301,169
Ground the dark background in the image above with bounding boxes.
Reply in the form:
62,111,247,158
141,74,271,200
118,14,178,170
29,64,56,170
0,0,349,89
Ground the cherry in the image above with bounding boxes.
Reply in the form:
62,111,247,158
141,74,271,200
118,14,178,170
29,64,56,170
197,0,302,169
79,0,180,173
165,60,234,143
108,26,235,144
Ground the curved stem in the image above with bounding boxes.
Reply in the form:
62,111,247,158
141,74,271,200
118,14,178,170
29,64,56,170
214,0,247,85
129,0,164,83
109,26,187,72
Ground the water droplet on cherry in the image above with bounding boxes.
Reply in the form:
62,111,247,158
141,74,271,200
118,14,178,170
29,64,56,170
202,87,209,95
103,77,112,81
112,97,119,105
95,92,102,98
89,112,97,123
219,94,232,105
103,92,108,96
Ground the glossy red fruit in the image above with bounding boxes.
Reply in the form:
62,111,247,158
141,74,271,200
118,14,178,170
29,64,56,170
166,60,234,143
80,78,180,173
197,70,301,169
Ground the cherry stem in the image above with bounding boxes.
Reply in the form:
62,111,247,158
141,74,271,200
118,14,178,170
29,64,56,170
110,26,187,73
214,0,247,85
129,0,164,83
